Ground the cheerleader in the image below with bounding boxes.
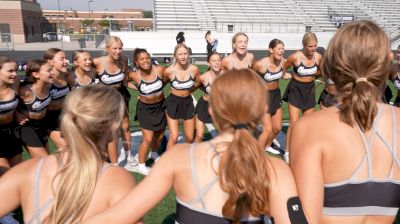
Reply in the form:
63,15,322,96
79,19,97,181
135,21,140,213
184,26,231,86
195,52,221,142
253,39,291,153
17,59,53,157
221,32,254,71
128,48,166,175
93,36,132,165
164,43,200,149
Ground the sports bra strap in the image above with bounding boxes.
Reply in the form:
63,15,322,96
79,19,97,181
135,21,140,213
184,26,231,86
353,104,387,179
188,143,220,209
28,158,53,224
189,143,207,208
389,105,400,178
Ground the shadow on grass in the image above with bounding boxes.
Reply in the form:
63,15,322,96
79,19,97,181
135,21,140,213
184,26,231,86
162,213,176,224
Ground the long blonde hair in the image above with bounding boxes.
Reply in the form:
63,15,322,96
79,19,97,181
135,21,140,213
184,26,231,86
322,20,392,131
209,69,271,222
45,85,126,223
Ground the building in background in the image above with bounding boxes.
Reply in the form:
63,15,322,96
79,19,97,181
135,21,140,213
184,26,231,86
42,8,153,33
0,0,46,43
0,0,153,44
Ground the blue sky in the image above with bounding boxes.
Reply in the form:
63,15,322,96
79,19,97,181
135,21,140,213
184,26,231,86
37,0,153,11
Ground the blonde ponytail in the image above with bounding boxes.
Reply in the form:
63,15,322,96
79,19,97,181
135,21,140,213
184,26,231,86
45,85,125,223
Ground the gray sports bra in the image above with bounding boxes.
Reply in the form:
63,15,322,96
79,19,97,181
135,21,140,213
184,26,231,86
27,158,111,224
323,104,400,216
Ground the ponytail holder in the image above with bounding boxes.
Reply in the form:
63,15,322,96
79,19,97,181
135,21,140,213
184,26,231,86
356,77,368,83
232,123,247,130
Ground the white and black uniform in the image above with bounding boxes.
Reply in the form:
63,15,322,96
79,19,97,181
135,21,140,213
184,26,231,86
71,72,99,89
263,65,283,115
195,74,212,124
17,89,51,148
134,68,167,131
318,78,337,107
98,63,131,109
45,84,70,131
283,52,318,110
165,69,195,120
0,92,23,158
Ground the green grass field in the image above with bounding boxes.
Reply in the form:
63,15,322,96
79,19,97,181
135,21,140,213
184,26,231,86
16,65,400,223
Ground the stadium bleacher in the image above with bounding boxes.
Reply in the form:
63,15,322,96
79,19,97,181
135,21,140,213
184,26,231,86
154,0,398,36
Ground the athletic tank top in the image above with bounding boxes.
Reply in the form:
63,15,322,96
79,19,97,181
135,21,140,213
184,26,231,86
293,52,318,77
170,68,195,91
72,72,98,89
25,89,51,113
0,92,19,115
175,143,272,224
137,67,163,96
49,84,70,101
323,104,400,216
263,66,283,82
98,61,126,86
27,158,111,224
231,57,251,69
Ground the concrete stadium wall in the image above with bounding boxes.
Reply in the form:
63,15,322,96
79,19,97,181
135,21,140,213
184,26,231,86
110,31,336,55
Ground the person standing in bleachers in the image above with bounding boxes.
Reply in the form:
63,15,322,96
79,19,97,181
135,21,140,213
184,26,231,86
205,31,218,55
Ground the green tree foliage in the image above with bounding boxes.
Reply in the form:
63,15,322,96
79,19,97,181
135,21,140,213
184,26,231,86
143,10,153,18
81,19,95,27
98,19,110,28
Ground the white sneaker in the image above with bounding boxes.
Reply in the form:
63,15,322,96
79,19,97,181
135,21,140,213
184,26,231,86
148,151,160,162
272,138,281,148
265,146,281,155
0,213,19,224
284,151,290,163
127,154,138,166
136,164,150,176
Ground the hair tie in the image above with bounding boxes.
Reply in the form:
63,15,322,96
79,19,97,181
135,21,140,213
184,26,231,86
232,123,248,130
356,77,368,83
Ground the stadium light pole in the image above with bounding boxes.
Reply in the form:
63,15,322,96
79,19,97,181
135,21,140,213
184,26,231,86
88,0,93,19
57,0,63,49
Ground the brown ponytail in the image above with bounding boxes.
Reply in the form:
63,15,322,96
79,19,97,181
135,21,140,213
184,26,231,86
210,69,271,222
322,20,392,132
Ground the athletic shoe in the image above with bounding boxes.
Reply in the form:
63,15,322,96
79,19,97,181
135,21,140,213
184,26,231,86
272,138,281,148
265,146,281,155
127,154,138,167
0,213,19,224
148,151,160,162
136,164,150,176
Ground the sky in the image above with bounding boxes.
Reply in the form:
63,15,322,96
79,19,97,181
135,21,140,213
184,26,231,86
36,0,153,11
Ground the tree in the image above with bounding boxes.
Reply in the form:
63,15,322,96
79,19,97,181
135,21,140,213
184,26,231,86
98,19,110,28
80,19,95,27
143,10,153,18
